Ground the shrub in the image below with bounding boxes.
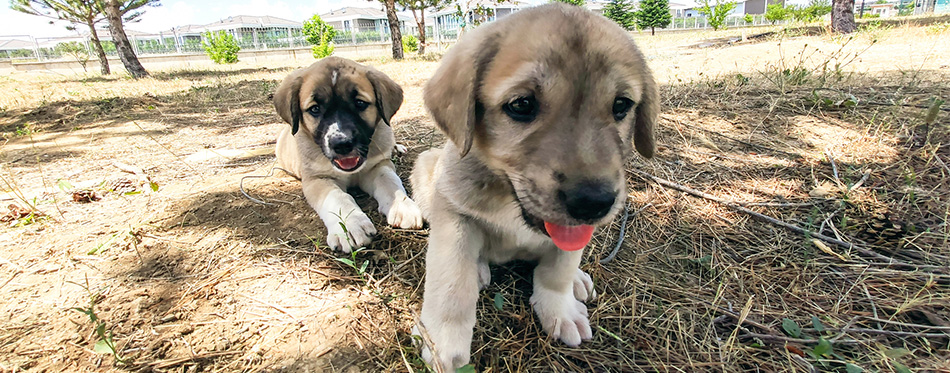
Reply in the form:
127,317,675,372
402,34,419,53
303,14,336,59
697,0,737,30
789,0,831,22
743,14,754,24
201,31,240,64
765,3,788,24
55,41,90,71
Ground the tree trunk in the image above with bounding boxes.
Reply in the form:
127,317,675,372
103,0,148,78
651,26,655,35
832,0,857,33
85,21,110,75
384,0,404,60
414,9,426,55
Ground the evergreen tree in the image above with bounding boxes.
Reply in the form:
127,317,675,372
636,0,672,35
603,0,636,30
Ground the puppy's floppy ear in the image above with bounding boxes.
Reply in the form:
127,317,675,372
633,73,658,159
273,75,304,135
367,69,403,126
424,33,499,157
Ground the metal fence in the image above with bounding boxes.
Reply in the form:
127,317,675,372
0,11,899,63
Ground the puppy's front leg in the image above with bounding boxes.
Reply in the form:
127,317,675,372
530,249,593,347
359,160,423,229
417,207,484,370
302,177,375,253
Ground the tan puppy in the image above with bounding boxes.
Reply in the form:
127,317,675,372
410,4,658,369
274,57,423,252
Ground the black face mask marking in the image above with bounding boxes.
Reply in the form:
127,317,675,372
311,95,376,172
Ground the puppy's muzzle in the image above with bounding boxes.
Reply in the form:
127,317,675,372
322,130,365,172
558,180,618,221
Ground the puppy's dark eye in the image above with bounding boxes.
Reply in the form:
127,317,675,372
354,100,370,111
612,97,634,121
504,96,538,122
307,105,321,116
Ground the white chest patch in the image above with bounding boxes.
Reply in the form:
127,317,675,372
331,70,338,86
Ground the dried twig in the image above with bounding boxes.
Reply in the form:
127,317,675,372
629,169,944,272
411,309,446,373
601,199,654,264
740,332,865,345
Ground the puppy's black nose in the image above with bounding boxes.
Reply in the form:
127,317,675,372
328,136,354,155
558,181,617,221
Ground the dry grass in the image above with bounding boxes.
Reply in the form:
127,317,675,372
1,22,949,373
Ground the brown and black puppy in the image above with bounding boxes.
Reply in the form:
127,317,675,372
274,57,423,253
410,4,657,370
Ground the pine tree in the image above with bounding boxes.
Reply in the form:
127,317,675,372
636,0,673,35
603,0,636,30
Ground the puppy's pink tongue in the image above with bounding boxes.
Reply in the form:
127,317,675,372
543,222,594,251
334,156,360,170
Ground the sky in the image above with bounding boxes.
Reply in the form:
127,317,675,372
0,0,377,38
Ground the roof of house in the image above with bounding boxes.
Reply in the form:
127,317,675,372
203,15,302,31
80,27,154,40
321,7,414,23
0,39,34,51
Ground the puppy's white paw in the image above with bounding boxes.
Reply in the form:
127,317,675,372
477,261,491,290
393,143,408,155
412,323,472,371
572,268,597,302
530,287,592,347
386,195,423,229
326,212,377,253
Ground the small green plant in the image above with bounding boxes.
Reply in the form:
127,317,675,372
71,279,126,365
696,0,737,30
335,247,370,279
401,34,419,53
201,30,240,64
15,123,32,137
743,14,754,24
303,14,336,59
925,21,950,34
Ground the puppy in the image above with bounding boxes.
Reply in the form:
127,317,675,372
410,4,658,369
273,57,423,252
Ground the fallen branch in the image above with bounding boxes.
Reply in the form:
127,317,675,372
601,199,653,264
629,169,944,272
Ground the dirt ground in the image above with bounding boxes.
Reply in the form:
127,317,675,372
1,20,949,372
